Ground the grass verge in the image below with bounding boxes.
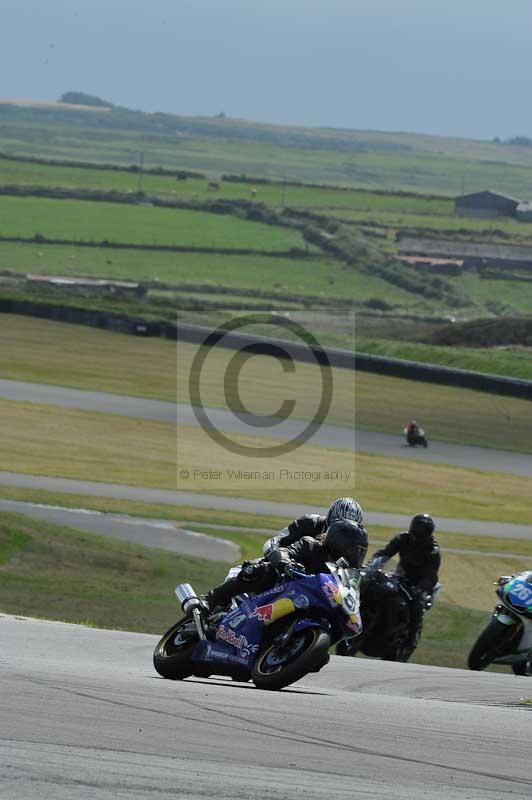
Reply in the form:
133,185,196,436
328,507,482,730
0,510,228,634
1,399,531,522
356,336,532,382
2,315,532,452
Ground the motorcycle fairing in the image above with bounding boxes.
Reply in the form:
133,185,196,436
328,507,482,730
190,572,351,668
499,576,532,619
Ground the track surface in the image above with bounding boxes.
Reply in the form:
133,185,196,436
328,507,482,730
2,614,531,800
1,471,531,540
0,498,238,562
1,378,531,477
2,378,532,798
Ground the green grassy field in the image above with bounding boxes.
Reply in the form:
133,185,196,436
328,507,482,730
0,242,416,304
3,151,532,331
4,104,532,195
355,336,532,381
4,154,532,245
0,154,453,215
0,195,309,251
326,206,532,239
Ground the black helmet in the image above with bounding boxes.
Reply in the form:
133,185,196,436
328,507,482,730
409,514,435,544
325,497,364,528
324,519,368,568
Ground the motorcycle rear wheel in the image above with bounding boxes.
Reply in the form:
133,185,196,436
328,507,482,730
153,619,198,680
468,618,514,671
252,626,331,691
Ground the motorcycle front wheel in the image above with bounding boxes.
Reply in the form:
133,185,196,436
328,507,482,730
468,618,515,671
252,626,331,691
153,619,198,680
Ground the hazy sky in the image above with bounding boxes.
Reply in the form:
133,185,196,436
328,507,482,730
3,0,532,140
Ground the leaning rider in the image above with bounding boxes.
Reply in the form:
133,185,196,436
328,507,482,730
205,519,369,612
366,513,441,661
262,496,365,556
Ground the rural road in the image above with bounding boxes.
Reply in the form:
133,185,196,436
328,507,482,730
2,614,532,800
1,378,531,477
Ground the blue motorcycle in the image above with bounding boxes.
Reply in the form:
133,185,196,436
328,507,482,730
153,562,362,690
468,571,532,676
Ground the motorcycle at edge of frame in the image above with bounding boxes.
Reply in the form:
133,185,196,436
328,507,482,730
153,561,362,690
468,571,532,676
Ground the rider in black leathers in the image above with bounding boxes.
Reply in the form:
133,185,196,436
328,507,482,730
261,497,364,556
366,513,441,661
205,519,368,612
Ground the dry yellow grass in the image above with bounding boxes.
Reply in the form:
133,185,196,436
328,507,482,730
0,399,176,488
2,398,531,525
2,315,532,451
436,552,527,611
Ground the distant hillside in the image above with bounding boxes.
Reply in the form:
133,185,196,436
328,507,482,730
2,98,532,194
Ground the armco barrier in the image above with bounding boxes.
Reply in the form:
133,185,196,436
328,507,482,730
172,322,532,400
1,299,531,401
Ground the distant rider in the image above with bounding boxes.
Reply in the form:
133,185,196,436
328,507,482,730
406,420,419,437
405,420,420,441
366,513,441,661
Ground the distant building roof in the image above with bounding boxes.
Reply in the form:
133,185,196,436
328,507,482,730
455,189,521,206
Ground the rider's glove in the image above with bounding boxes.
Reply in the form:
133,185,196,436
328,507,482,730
366,556,386,573
411,588,431,609
265,549,293,576
240,560,267,582
284,561,306,578
266,549,305,578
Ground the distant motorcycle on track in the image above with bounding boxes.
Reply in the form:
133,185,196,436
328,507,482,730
468,571,532,676
153,560,362,690
404,425,428,448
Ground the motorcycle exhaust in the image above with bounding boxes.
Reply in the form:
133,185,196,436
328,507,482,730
175,583,203,614
175,583,207,640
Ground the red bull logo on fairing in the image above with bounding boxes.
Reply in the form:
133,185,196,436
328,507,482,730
216,625,249,650
250,597,296,625
251,603,274,622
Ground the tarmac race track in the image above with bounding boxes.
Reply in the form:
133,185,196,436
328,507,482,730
1,378,531,477
2,614,532,800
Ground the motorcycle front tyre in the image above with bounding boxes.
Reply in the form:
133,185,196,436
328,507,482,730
252,626,331,691
153,619,198,680
468,618,513,671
